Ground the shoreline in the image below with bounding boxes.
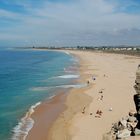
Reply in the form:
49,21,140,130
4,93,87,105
47,51,94,140
24,50,140,140
11,50,80,140
22,50,83,140
26,91,68,140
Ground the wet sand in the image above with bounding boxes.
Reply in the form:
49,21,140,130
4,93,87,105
26,50,140,140
26,92,67,140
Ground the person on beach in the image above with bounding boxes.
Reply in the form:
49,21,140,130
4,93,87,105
92,76,96,81
100,95,103,100
87,80,90,85
82,107,86,114
99,90,103,93
97,95,103,100
95,110,103,118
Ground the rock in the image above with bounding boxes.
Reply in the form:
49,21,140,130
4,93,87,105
120,118,127,128
136,88,140,94
134,92,140,112
111,123,119,133
136,114,140,129
134,85,140,94
136,122,140,130
135,65,140,95
134,65,140,133
128,116,137,123
128,110,136,116
134,128,140,135
116,129,131,139
136,65,140,84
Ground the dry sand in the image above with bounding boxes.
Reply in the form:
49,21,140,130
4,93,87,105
47,50,140,140
26,50,140,140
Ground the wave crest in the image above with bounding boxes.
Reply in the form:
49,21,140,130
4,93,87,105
12,102,41,140
57,75,80,79
31,84,87,91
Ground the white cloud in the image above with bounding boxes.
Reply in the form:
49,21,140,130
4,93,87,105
1,0,140,46
0,9,19,19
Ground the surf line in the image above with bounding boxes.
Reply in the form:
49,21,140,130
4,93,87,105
12,102,41,140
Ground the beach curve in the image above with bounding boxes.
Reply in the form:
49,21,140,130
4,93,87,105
24,50,140,140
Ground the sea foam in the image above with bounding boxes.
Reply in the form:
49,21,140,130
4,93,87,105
56,74,80,79
31,84,87,91
64,51,70,55
12,102,41,140
40,75,80,82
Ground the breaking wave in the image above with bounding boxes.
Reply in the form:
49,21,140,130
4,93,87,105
12,102,41,140
31,84,87,91
55,74,80,79
64,51,70,55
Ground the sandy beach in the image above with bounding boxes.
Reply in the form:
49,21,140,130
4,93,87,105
27,50,140,140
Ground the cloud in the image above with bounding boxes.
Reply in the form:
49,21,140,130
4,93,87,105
0,0,140,46
0,9,19,19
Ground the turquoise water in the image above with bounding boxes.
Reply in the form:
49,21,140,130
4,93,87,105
0,49,79,140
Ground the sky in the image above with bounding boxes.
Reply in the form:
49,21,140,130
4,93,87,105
0,0,140,47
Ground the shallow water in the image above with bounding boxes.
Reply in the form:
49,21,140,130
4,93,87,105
0,48,79,140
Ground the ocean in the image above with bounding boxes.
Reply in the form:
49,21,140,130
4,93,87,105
0,48,81,140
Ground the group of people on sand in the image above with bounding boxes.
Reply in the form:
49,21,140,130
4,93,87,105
82,107,103,118
95,110,103,118
87,75,97,85
83,74,107,118
96,89,104,118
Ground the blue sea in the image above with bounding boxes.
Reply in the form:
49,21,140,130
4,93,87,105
0,48,81,140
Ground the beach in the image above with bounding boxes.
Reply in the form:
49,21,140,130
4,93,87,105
27,50,140,140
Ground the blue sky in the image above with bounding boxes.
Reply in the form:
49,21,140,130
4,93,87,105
0,0,140,47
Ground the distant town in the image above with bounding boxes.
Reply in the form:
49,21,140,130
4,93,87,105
20,45,140,56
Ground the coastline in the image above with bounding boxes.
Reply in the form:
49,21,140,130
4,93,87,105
20,50,82,140
47,51,93,140
25,50,140,140
11,50,80,140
